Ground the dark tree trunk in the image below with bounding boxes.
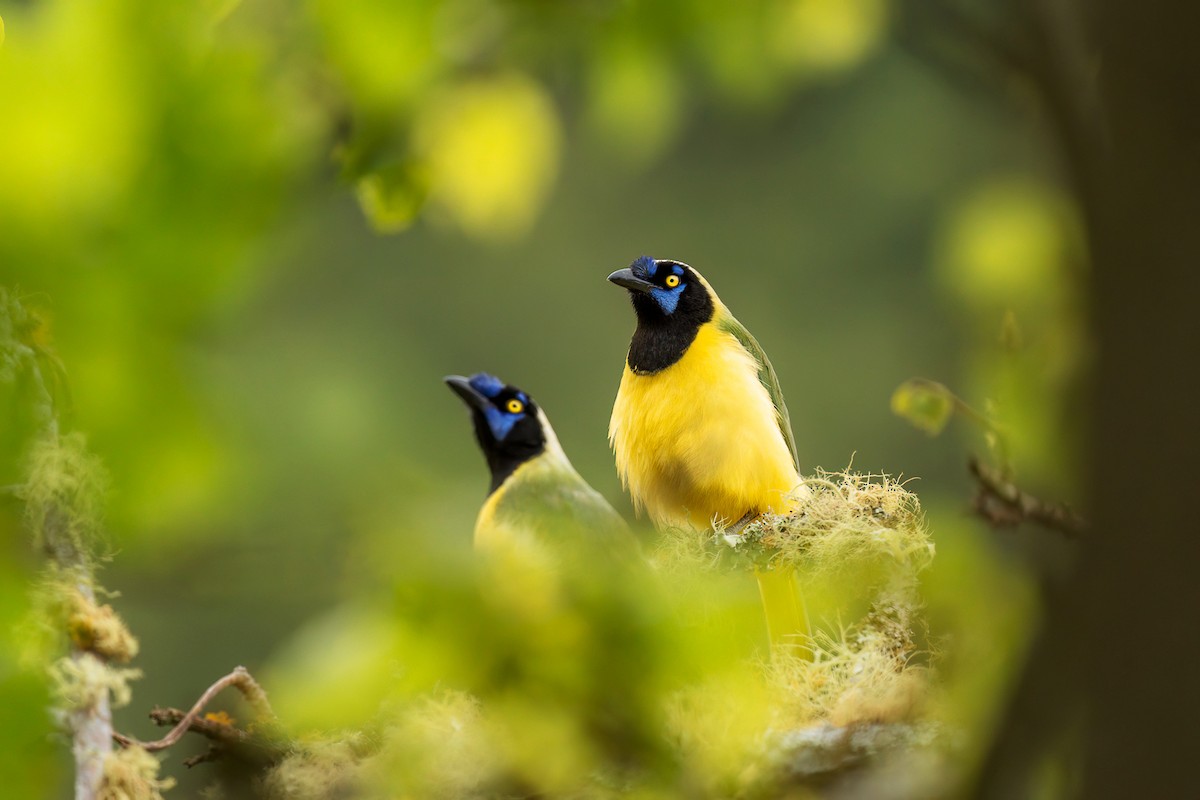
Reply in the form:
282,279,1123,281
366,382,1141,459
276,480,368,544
976,1,1200,797
1082,1,1200,795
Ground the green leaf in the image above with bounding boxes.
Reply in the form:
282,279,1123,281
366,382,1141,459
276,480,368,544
891,379,955,436
355,163,428,235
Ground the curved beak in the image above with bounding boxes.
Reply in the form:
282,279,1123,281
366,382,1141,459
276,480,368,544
444,375,488,412
607,268,656,294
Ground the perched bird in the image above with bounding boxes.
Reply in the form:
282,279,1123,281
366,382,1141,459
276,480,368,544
445,373,630,563
607,256,809,652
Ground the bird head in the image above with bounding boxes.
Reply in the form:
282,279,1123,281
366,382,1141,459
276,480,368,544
445,373,547,489
608,256,717,373
607,256,714,324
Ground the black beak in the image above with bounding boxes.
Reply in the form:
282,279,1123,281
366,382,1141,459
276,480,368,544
607,268,656,294
444,375,489,412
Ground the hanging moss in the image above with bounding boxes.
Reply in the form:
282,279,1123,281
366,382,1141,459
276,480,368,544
22,573,140,669
259,692,499,800
66,589,140,663
99,746,175,800
23,433,108,564
259,739,366,800
48,654,141,713
363,691,497,799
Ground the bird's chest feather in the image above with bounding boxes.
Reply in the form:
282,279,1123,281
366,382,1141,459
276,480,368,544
610,323,799,525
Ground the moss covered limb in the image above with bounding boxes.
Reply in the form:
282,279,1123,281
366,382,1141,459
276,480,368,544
4,291,151,799
67,650,115,799
657,470,935,746
655,470,933,576
26,429,115,799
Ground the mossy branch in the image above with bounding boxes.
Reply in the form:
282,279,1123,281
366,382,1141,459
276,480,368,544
892,375,1082,538
656,470,934,740
3,289,160,799
655,470,933,577
19,335,114,799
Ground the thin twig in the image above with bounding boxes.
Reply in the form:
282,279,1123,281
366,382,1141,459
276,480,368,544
901,378,1014,468
147,707,254,745
113,666,275,753
183,747,223,769
140,706,287,767
968,457,1085,537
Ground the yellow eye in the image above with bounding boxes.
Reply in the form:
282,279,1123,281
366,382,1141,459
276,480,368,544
506,399,525,414
664,274,680,288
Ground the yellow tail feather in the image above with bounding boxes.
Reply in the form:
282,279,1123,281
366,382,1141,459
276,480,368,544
754,566,811,659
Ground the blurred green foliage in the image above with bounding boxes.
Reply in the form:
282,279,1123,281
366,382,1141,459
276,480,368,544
0,0,1084,796
891,379,957,436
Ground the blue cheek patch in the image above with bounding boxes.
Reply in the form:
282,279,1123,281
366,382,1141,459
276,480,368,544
651,284,685,314
484,406,524,440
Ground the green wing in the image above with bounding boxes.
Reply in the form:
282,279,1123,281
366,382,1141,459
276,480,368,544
716,314,800,470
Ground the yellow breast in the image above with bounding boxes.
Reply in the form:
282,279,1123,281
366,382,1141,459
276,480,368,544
474,483,511,551
609,321,802,529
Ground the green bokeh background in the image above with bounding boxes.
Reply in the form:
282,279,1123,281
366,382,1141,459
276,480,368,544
0,0,1080,795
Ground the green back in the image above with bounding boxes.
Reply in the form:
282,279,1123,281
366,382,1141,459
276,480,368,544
491,458,631,544
715,314,800,470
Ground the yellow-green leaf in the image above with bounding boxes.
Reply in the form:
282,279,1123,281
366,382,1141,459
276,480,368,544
891,379,955,436
356,163,428,235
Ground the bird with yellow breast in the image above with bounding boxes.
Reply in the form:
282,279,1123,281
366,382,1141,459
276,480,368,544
607,256,810,653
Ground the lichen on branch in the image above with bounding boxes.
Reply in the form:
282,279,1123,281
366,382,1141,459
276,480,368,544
654,469,933,579
99,746,175,800
655,470,935,741
23,432,109,565
3,287,151,800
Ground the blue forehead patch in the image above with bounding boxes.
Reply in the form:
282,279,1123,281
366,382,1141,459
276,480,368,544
468,373,505,398
630,256,687,314
631,255,657,278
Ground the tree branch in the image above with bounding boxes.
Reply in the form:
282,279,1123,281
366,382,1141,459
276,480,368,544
20,350,111,800
144,706,288,768
113,666,277,754
968,457,1085,537
182,746,224,769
